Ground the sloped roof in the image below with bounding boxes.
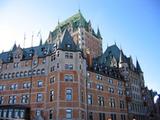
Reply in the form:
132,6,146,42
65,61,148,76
57,29,80,51
0,43,56,63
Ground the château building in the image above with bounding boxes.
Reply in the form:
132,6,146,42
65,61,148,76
0,11,152,120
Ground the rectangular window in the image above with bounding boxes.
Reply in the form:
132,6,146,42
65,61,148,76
121,114,126,120
21,95,29,104
50,76,55,83
37,93,43,102
23,82,31,89
49,110,53,119
120,100,125,109
66,89,72,101
88,94,93,105
109,98,115,108
108,87,114,93
66,109,72,119
37,80,43,87
50,90,54,102
0,85,5,91
118,89,123,96
10,84,18,90
65,64,73,70
64,75,73,81
9,96,16,104
87,82,91,88
88,112,93,120
111,114,116,120
99,113,105,120
96,84,103,91
108,79,113,84
0,96,4,104
98,96,104,106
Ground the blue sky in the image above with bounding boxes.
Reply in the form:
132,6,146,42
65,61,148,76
0,0,160,93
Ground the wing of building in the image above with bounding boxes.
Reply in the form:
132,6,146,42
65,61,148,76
0,11,157,120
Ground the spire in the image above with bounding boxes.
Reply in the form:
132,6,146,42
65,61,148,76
39,39,42,46
119,49,125,63
12,43,17,51
136,59,142,73
97,27,102,39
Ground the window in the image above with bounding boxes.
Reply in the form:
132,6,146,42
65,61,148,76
65,53,73,59
108,79,113,84
118,81,122,87
118,89,123,96
108,87,114,93
88,94,93,105
121,114,126,120
0,96,4,104
88,112,93,120
9,96,16,104
50,66,55,72
32,70,36,75
37,69,41,75
0,85,5,91
57,51,59,57
33,60,38,65
16,72,20,77
20,72,24,77
98,96,104,106
14,63,19,68
66,109,72,119
36,110,41,116
24,71,28,76
65,64,73,70
20,110,25,118
96,84,103,91
96,75,102,80
21,95,29,104
111,114,116,120
57,63,59,68
87,82,91,88
49,110,53,119
50,76,55,83
41,69,45,74
66,89,72,101
23,82,31,89
37,81,43,87
64,75,73,81
120,100,125,109
37,93,43,102
50,90,54,102
8,73,11,78
109,98,115,108
10,84,18,90
51,54,56,61
81,91,84,103
99,113,105,120
42,58,46,64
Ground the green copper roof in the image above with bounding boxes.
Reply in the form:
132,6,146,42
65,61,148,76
56,10,88,29
47,11,102,44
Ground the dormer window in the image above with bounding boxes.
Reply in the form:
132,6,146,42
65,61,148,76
14,63,19,68
42,58,46,64
33,60,37,65
66,44,71,48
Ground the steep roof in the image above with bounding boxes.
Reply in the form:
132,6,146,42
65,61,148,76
57,29,80,51
46,11,101,44
0,43,56,63
136,60,143,73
